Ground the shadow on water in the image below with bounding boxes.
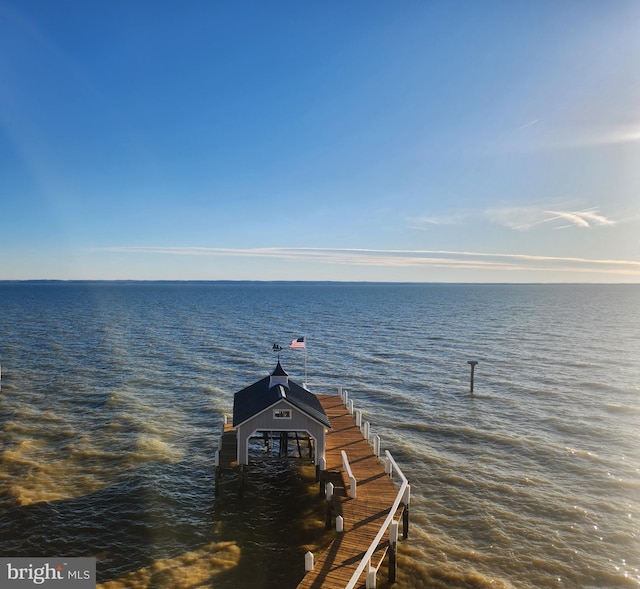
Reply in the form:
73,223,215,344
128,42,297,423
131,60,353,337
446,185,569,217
0,463,212,579
208,460,332,589
0,459,331,589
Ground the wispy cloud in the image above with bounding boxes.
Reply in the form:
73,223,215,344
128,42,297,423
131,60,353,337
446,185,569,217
485,206,616,231
545,209,615,229
101,246,640,276
406,211,471,230
517,119,539,130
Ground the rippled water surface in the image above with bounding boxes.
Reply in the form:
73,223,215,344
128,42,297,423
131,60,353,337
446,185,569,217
0,282,638,588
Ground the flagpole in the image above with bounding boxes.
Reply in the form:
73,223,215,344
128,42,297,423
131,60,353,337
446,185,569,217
288,336,308,385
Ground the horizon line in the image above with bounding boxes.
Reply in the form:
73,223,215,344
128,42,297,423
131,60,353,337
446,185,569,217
1,279,639,286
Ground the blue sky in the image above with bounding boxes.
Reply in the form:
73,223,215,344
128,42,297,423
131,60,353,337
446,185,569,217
2,1,639,282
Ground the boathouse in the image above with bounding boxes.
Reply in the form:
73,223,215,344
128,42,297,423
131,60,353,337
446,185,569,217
232,362,331,467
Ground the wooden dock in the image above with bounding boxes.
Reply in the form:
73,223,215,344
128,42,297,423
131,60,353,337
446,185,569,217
295,394,408,589
215,390,409,589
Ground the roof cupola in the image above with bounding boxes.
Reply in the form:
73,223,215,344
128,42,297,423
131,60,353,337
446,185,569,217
269,361,289,389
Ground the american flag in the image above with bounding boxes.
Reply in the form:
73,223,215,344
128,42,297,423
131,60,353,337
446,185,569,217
289,336,306,349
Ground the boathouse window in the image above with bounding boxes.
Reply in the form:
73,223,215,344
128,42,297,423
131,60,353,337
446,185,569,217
273,409,292,419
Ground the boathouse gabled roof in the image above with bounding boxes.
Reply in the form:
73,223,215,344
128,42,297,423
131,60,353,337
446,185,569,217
232,362,331,429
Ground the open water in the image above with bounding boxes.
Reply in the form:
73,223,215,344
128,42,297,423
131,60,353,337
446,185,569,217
0,282,638,588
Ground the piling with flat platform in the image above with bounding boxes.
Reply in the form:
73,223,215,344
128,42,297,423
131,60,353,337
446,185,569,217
468,360,479,393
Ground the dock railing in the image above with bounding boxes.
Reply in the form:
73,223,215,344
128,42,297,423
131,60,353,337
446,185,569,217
346,450,409,589
304,382,343,397
341,450,357,499
307,382,410,589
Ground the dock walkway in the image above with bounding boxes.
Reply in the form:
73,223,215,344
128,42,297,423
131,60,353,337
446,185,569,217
295,394,407,589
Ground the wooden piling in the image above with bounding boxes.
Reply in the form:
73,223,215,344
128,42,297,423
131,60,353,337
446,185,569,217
402,483,410,539
402,502,409,539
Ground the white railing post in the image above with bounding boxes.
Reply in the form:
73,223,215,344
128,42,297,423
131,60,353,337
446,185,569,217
389,519,399,544
355,409,362,428
344,450,409,589
366,559,376,588
403,483,411,505
341,450,358,499
389,519,399,583
363,421,370,441
402,483,411,539
373,435,380,457
348,399,354,414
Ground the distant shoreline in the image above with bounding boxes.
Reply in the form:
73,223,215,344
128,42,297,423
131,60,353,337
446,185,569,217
0,278,640,287
0,280,638,286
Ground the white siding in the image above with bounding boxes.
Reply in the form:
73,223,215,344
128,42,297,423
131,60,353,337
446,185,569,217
236,399,326,465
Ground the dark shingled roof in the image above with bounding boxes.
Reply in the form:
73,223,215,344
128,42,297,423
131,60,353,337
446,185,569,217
232,366,331,429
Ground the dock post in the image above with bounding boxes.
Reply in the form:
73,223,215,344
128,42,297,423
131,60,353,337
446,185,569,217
373,435,381,457
325,482,334,529
467,360,478,393
349,475,357,499
305,551,314,572
316,456,326,483
325,482,334,502
388,519,399,583
402,484,411,539
336,514,344,532
363,421,370,441
355,409,362,428
317,456,326,491
366,561,376,588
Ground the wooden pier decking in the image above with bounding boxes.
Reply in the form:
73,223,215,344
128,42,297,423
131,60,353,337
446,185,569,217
295,394,406,589
215,391,408,589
